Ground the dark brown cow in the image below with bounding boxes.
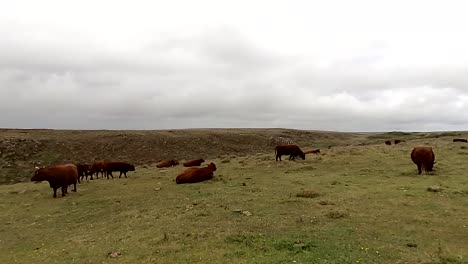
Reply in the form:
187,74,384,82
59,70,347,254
453,138,468,143
394,139,405,145
105,161,135,179
76,163,93,181
176,162,217,184
411,147,435,175
183,158,205,167
275,145,305,161
385,140,392,145
90,161,107,179
156,160,179,168
304,149,321,154
31,164,79,198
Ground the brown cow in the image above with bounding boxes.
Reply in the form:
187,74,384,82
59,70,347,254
31,164,79,198
156,160,179,168
76,163,93,181
385,140,392,145
394,139,405,145
176,162,217,184
275,145,305,161
105,161,135,179
90,161,107,179
304,149,321,154
411,147,435,175
453,138,468,143
183,158,205,167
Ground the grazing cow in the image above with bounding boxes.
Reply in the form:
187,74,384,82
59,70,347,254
385,140,392,145
183,158,205,167
394,140,405,145
176,162,217,184
105,161,135,179
31,164,79,198
275,145,305,161
156,160,179,168
453,138,468,143
90,161,107,179
76,163,93,181
410,147,435,175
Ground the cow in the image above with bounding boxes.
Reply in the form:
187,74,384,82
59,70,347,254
183,158,205,167
410,147,435,175
31,164,79,198
304,149,321,154
156,160,179,168
394,140,405,145
385,140,392,145
90,161,107,179
104,161,135,179
453,138,468,143
76,163,93,181
275,145,305,161
176,162,217,184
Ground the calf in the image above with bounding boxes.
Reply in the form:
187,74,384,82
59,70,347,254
183,158,205,167
156,160,179,168
31,164,79,198
176,162,217,184
411,147,435,175
385,140,392,145
275,145,305,161
105,161,135,179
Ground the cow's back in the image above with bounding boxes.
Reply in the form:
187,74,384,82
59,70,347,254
411,147,435,173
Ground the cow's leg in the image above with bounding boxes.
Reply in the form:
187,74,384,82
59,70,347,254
73,182,77,192
124,171,127,178
119,171,122,178
417,164,422,175
77,175,81,184
53,188,58,198
61,186,66,197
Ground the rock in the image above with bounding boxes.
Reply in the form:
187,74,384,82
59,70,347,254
406,243,418,248
108,251,121,258
427,186,442,192
242,211,252,216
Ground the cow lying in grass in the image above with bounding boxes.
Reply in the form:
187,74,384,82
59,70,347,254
176,162,217,184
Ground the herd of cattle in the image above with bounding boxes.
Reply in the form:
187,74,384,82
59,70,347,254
31,136,462,198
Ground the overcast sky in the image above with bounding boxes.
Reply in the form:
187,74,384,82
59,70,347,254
1,0,468,132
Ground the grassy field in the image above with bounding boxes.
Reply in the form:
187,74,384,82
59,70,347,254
1,132,468,263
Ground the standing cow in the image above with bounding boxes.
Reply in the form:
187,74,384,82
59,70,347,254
275,145,306,161
31,164,79,198
105,161,135,179
411,147,435,175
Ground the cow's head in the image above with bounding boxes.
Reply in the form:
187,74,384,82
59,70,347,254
208,162,217,171
171,160,179,166
300,152,306,160
31,166,46,182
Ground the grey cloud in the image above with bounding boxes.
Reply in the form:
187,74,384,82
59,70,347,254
2,26,468,131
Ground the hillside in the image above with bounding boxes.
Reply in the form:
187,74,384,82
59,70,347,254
0,128,464,184
1,134,467,263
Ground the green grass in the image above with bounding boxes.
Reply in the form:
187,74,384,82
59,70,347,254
1,137,468,263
